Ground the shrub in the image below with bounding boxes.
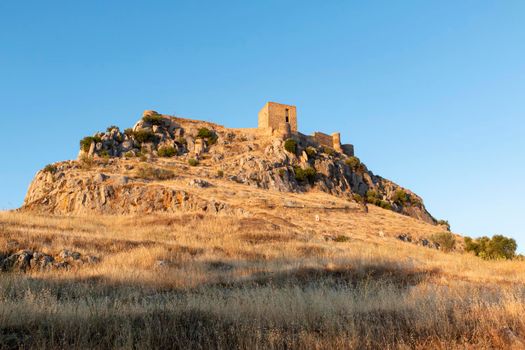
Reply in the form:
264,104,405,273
278,168,286,178
197,128,214,139
294,166,317,183
378,200,392,210
136,165,175,180
196,128,218,145
188,158,199,166
124,128,134,137
431,232,456,252
352,193,363,203
99,150,110,159
437,220,451,231
142,113,164,125
464,235,517,260
345,156,361,170
133,130,156,144
157,146,177,158
323,147,336,156
43,164,57,174
207,134,218,145
366,190,381,203
217,170,224,178
79,136,101,152
78,154,94,170
364,190,392,209
305,146,317,157
106,125,119,132
392,189,409,205
334,235,351,242
284,139,297,154
176,137,187,145
124,151,135,159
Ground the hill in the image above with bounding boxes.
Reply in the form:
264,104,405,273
1,109,524,349
23,110,436,224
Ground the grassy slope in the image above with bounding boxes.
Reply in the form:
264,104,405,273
1,189,525,349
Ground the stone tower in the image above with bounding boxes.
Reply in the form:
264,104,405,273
258,102,297,133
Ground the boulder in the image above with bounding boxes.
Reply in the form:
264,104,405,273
189,179,211,188
194,138,206,155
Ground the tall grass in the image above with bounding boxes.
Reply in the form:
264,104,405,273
1,211,524,349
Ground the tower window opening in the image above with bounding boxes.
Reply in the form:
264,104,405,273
285,109,289,123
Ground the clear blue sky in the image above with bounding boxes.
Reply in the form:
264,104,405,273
1,1,524,250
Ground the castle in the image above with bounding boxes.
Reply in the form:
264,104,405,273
257,102,354,156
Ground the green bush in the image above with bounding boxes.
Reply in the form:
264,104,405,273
188,158,199,166
278,168,286,178
305,146,317,157
323,147,336,156
392,189,409,205
43,164,57,174
345,156,361,170
197,128,213,139
124,128,134,137
136,165,175,180
366,190,381,203
352,193,363,203
431,232,456,252
157,146,177,158
176,137,187,145
294,166,317,183
217,170,224,178
124,151,135,159
133,130,156,144
364,190,392,209
378,200,392,210
106,125,119,132
464,235,517,260
197,127,218,145
284,139,297,154
142,113,164,125
79,136,101,152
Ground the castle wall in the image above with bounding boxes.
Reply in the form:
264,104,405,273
312,132,334,148
342,144,354,157
257,106,269,129
332,132,342,152
258,102,297,132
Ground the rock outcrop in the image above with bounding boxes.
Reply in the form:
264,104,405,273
0,248,99,272
22,110,436,223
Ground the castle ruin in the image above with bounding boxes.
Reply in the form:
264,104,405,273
257,102,354,156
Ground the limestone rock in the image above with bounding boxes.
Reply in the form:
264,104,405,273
26,112,436,224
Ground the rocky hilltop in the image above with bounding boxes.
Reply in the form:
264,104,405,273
23,110,436,224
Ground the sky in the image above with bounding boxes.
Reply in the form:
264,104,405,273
1,1,524,250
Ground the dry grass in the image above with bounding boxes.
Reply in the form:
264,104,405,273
1,209,525,349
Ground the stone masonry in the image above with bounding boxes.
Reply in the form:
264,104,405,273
257,102,353,156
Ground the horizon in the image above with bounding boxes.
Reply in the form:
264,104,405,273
1,1,524,251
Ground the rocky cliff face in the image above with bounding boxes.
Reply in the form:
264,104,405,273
22,111,436,224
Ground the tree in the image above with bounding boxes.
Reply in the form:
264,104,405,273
464,235,517,260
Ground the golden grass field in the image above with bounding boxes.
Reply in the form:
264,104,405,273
1,196,525,349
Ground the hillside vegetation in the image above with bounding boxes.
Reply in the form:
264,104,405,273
1,204,524,349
